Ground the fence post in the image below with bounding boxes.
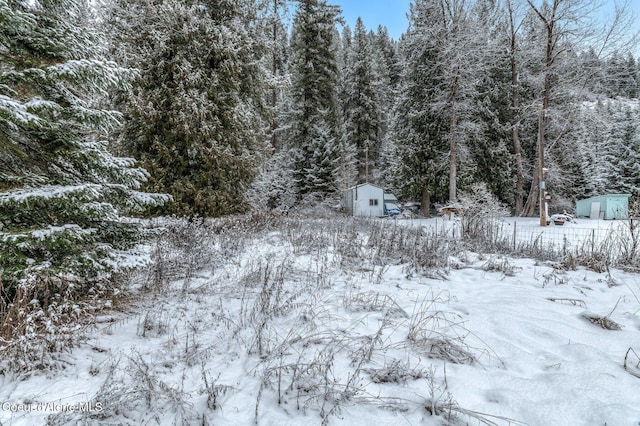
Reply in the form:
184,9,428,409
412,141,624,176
513,221,517,251
591,229,595,256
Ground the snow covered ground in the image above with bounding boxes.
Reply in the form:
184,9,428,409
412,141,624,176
1,216,639,425
400,214,630,245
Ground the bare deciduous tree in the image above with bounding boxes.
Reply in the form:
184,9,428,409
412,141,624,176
521,0,638,217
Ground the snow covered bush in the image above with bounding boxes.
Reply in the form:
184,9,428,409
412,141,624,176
144,218,221,292
366,220,454,275
0,0,168,370
457,183,511,247
245,150,297,214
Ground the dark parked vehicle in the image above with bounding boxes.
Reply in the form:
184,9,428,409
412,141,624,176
384,203,401,216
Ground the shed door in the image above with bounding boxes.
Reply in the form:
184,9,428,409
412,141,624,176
590,202,601,219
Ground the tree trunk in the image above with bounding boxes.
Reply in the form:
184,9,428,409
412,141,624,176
522,164,539,217
512,62,524,214
449,74,459,203
421,189,431,217
513,127,524,215
508,1,524,215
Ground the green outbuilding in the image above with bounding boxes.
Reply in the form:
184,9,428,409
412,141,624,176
575,194,631,220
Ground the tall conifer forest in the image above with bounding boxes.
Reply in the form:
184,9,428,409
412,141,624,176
99,0,640,216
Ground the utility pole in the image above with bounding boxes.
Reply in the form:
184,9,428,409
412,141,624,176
365,145,369,183
537,104,547,227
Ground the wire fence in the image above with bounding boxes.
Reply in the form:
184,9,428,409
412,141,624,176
421,217,640,266
509,222,611,253
511,221,640,268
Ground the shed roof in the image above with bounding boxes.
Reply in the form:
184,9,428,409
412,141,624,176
346,183,384,191
578,194,631,201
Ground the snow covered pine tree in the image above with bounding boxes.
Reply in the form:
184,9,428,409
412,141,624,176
0,0,168,355
104,0,268,216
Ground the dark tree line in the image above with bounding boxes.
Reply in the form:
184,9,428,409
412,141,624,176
98,0,640,217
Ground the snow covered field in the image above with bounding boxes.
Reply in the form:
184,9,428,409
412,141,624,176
402,215,629,245
1,216,639,425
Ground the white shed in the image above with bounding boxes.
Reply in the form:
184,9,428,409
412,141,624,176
343,183,384,217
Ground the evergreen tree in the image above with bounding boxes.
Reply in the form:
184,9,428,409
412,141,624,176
373,25,401,90
387,3,450,212
607,103,640,196
625,54,639,99
573,101,611,198
259,0,291,149
388,0,486,209
578,47,607,101
245,149,297,211
602,51,640,99
339,24,352,71
245,0,296,211
371,26,399,184
0,0,167,305
104,0,268,216
288,0,345,197
606,52,630,98
342,17,380,183
468,0,515,206
402,0,482,203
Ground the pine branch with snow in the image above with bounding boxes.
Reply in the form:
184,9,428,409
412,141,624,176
0,0,169,360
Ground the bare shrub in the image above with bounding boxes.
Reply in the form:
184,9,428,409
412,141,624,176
342,291,407,318
137,306,171,337
48,353,200,426
253,301,395,425
0,273,106,373
540,266,569,287
247,258,288,356
209,211,285,235
572,250,609,273
142,213,286,294
257,340,370,426
570,213,640,272
613,216,640,268
365,359,428,384
235,256,308,357
367,221,454,275
332,220,368,268
547,297,587,308
421,366,459,422
482,256,520,277
406,291,476,365
458,183,511,249
582,297,624,330
280,218,340,257
512,231,563,262
145,217,220,291
287,193,343,220
202,370,235,411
